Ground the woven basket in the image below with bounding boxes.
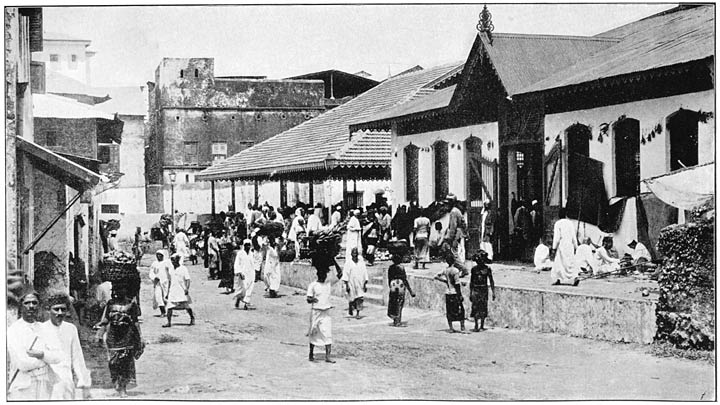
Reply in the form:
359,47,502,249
100,262,138,282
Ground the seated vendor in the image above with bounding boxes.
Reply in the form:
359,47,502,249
575,237,598,274
595,236,620,275
533,236,552,271
626,239,651,264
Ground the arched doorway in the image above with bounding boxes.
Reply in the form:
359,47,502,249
404,144,419,203
667,109,699,171
613,117,640,197
433,140,449,201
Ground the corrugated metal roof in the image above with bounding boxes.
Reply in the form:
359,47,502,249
480,33,618,95
33,93,115,120
196,62,462,181
94,86,148,116
517,5,714,95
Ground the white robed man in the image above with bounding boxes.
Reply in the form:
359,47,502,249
149,250,172,316
7,291,63,400
627,239,651,264
575,237,598,274
550,208,580,286
163,253,196,327
173,228,191,261
596,236,621,275
306,204,324,234
345,209,362,259
42,294,92,399
533,235,553,271
330,205,342,228
341,247,369,318
233,239,257,310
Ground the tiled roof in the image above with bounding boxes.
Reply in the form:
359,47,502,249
196,62,462,181
332,130,391,167
94,86,148,116
353,85,457,125
516,5,713,95
479,33,618,95
33,93,115,120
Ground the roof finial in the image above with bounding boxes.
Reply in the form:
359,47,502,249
477,5,494,44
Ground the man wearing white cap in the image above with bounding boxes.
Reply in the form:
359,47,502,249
233,239,256,310
345,209,362,259
479,199,494,260
149,250,172,316
330,205,342,229
163,254,195,327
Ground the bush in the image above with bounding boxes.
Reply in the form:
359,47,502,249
655,219,715,350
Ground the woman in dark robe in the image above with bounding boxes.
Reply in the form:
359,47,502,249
96,281,143,398
397,206,414,242
469,251,495,332
387,254,415,326
217,234,236,293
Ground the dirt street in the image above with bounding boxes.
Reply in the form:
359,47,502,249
83,260,715,400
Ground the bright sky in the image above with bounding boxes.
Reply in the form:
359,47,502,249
42,3,676,87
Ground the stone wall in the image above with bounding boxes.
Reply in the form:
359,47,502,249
281,263,658,344
33,117,98,159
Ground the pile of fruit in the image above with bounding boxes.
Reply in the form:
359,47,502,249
309,229,343,257
101,250,138,282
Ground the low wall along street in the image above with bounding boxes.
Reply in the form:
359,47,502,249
282,261,658,344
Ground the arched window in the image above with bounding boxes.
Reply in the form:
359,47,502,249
180,70,184,78
433,140,449,201
404,144,419,203
667,109,698,171
566,123,590,157
613,117,640,197
194,69,199,78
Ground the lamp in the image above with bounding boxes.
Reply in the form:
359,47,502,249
169,170,177,233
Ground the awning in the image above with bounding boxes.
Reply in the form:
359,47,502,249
17,136,106,190
642,162,714,211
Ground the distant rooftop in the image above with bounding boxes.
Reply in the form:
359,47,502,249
43,31,92,43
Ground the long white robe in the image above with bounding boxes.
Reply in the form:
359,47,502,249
42,321,91,399
264,246,282,291
7,319,63,400
233,249,256,303
174,231,191,260
533,243,553,270
575,244,597,273
149,259,171,309
345,216,362,259
550,218,579,283
341,258,369,302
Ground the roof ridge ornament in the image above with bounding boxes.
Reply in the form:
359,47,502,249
477,5,494,45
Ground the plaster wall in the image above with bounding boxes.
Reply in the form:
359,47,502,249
33,117,98,160
391,122,499,207
544,90,714,200
33,40,92,84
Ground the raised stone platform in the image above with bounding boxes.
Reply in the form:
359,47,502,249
281,259,659,344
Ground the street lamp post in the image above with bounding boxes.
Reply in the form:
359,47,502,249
169,170,177,234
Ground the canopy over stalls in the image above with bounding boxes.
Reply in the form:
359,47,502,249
642,162,714,211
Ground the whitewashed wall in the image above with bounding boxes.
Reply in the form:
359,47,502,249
544,90,714,254
391,122,499,207
545,89,714,200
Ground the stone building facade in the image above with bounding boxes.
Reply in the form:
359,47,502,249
145,57,325,214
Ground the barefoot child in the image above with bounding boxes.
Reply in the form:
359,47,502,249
469,251,495,332
306,269,335,363
434,253,466,333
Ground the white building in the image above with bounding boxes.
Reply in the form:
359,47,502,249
32,31,95,85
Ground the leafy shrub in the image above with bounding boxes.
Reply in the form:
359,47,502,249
655,219,715,350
